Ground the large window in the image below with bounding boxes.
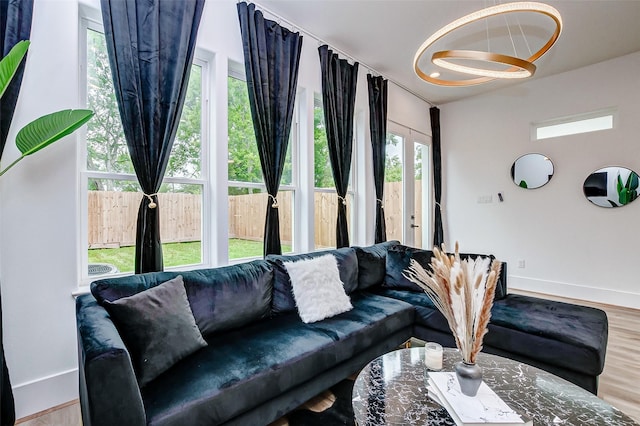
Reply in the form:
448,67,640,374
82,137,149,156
82,20,207,278
313,95,353,249
227,69,295,259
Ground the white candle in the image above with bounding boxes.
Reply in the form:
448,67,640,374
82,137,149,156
424,342,443,370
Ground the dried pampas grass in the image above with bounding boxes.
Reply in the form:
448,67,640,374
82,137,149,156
403,243,501,364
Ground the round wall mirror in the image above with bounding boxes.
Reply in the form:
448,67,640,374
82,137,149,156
510,153,554,189
583,166,639,208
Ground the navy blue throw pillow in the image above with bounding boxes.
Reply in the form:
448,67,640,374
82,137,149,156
354,240,399,290
383,245,507,299
383,246,434,292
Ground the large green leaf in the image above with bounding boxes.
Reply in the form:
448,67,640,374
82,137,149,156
16,109,94,156
627,171,639,191
619,188,629,205
617,173,623,193
0,40,30,100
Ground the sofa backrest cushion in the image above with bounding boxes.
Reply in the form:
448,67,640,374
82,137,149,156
383,245,508,300
457,253,507,300
354,241,400,290
91,260,274,336
383,246,434,292
266,247,358,315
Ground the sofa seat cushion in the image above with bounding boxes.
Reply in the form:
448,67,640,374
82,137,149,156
373,288,440,327
485,295,608,376
141,293,414,426
376,289,608,376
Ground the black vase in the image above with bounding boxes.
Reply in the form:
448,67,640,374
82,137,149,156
454,361,482,397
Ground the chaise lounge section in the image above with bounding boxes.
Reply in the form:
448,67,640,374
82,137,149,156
76,242,608,426
373,244,608,393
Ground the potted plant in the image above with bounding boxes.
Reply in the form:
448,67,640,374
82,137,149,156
403,243,502,396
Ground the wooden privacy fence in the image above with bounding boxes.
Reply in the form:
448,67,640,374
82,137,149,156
228,192,293,244
88,181,417,248
88,191,202,248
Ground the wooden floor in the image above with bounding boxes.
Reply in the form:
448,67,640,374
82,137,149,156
17,291,640,425
15,399,81,426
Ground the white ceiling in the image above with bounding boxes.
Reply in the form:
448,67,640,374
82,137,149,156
256,0,640,105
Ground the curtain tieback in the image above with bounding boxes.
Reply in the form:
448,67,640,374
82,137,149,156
268,194,279,208
337,195,347,206
435,201,443,211
144,193,158,209
376,198,384,209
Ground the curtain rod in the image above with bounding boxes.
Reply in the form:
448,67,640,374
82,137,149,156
250,1,437,108
387,119,430,137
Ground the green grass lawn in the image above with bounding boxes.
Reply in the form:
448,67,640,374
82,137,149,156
88,239,292,273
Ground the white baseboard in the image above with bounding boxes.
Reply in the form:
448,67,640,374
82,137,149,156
13,368,78,420
508,275,640,310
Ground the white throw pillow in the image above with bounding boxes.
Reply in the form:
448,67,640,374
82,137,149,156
284,254,353,323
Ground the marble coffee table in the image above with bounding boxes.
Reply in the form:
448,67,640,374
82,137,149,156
352,347,638,425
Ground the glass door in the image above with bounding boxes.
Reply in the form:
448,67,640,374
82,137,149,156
383,132,404,242
411,140,430,249
384,123,431,248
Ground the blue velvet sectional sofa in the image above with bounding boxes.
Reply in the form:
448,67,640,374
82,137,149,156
76,241,608,426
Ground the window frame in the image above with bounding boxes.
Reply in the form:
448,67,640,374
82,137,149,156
226,63,299,260
78,16,210,284
312,92,356,250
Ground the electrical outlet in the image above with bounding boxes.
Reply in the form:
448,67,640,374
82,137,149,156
518,259,525,269
477,195,493,204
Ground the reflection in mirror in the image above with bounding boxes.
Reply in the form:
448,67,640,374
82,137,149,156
583,166,639,208
510,153,554,189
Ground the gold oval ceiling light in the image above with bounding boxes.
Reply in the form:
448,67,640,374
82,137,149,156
413,2,562,87
432,50,537,79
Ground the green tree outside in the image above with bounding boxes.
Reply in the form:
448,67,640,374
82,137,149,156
385,133,402,183
86,29,202,194
227,76,294,195
313,103,333,189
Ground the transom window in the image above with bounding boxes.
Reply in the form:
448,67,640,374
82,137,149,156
532,108,616,140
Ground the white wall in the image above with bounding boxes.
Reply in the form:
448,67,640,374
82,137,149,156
440,51,640,309
0,0,431,418
0,0,81,419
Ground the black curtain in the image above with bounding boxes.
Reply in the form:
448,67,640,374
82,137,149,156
367,75,387,244
101,0,204,273
430,106,444,247
1,1,33,423
0,0,32,161
237,2,302,257
319,45,358,248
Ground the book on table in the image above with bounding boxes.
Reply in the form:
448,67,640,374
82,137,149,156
427,372,533,426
